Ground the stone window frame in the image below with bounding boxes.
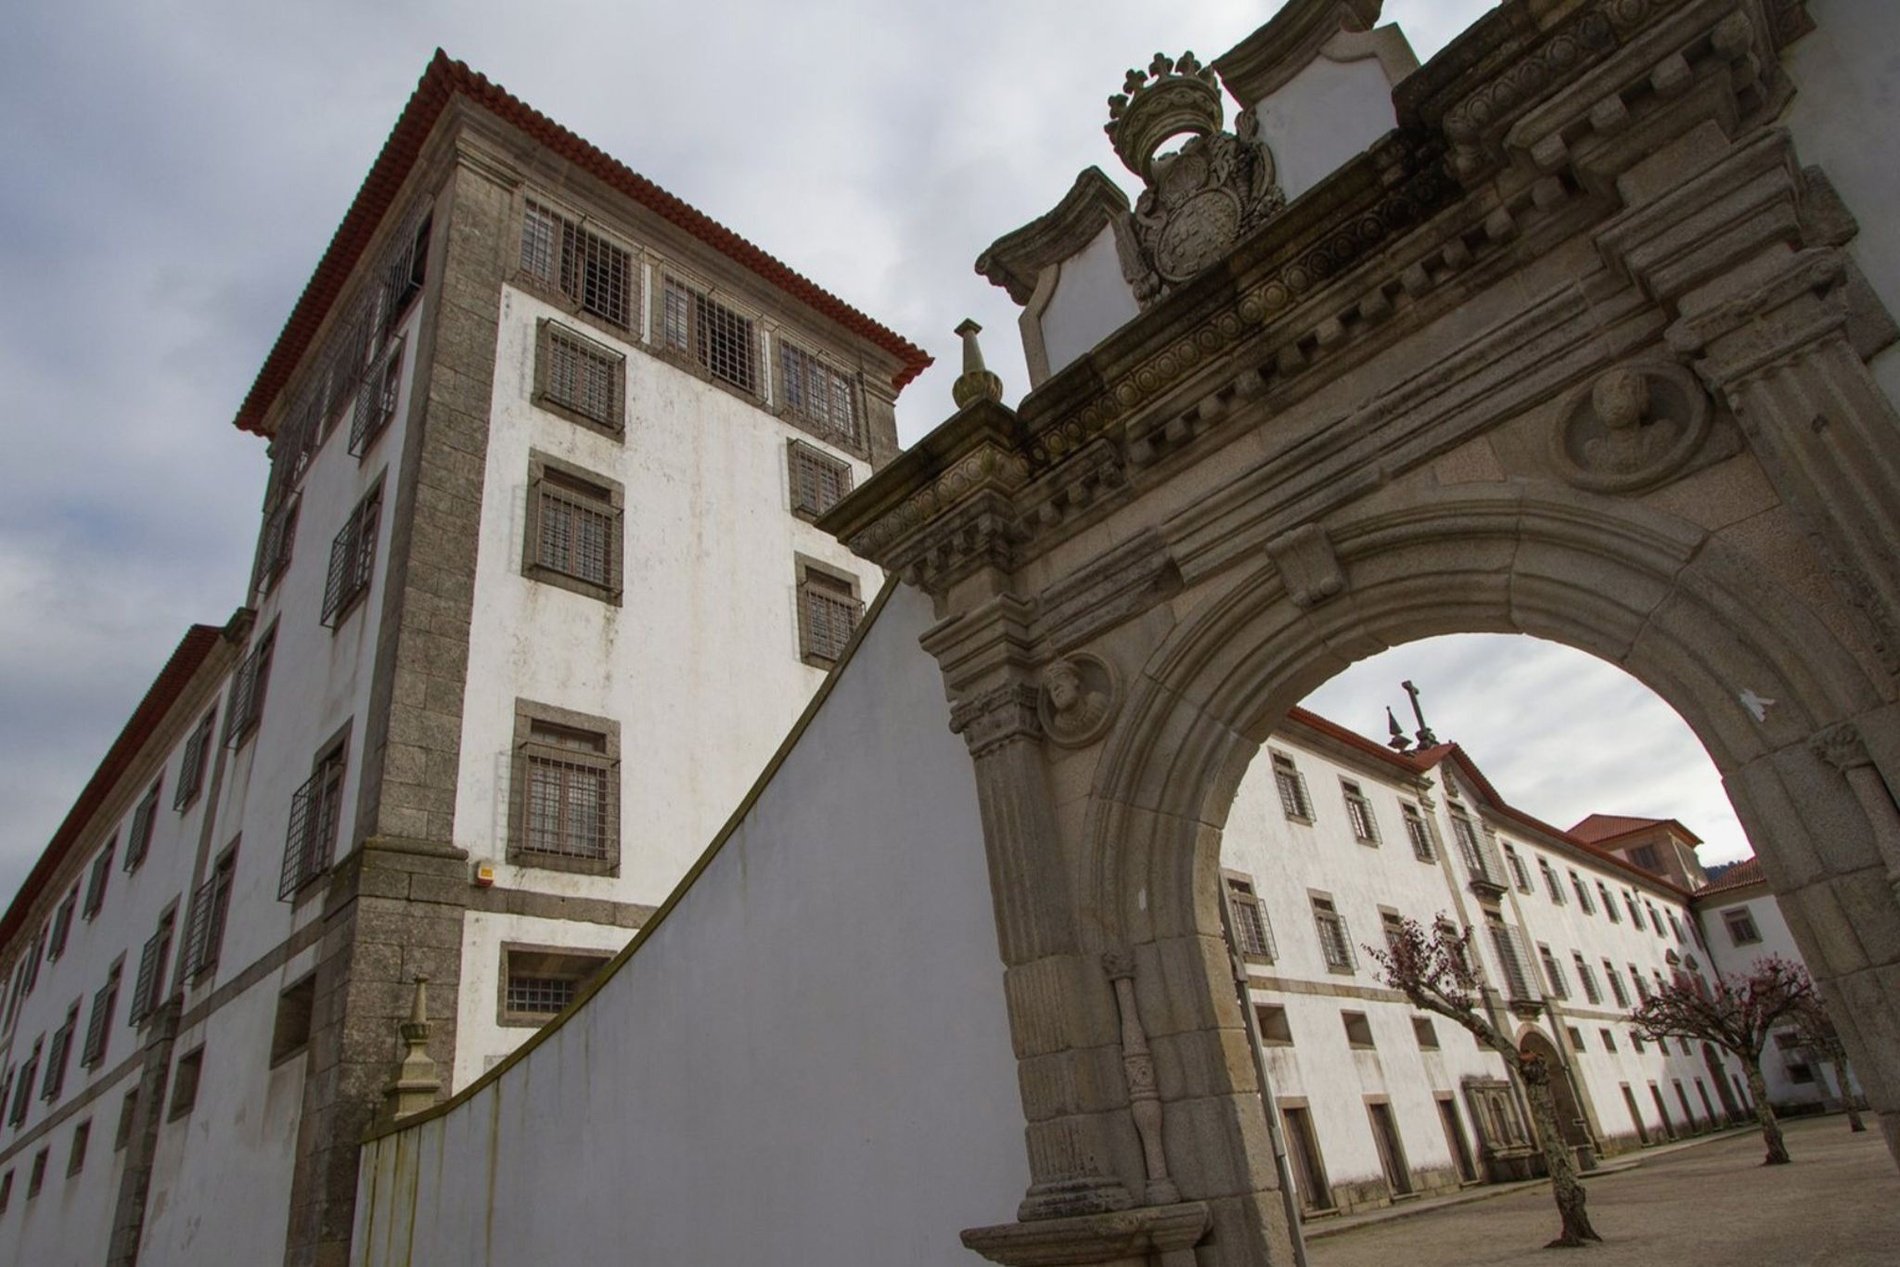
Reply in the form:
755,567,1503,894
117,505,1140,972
223,620,277,749
786,438,855,521
129,901,179,1027
1269,750,1314,822
1221,869,1276,963
1500,840,1533,892
348,334,407,458
513,193,643,340
1255,1003,1293,1046
1412,1016,1439,1050
1338,778,1380,845
652,262,770,404
507,698,622,876
1537,856,1567,905
1341,1010,1376,1050
1600,880,1621,922
270,974,317,1067
1573,953,1603,1005
173,708,217,812
48,885,77,961
496,943,615,1028
773,334,867,458
182,838,239,981
1536,943,1569,999
1600,1027,1618,1053
320,474,385,630
166,1046,203,1122
1277,1098,1335,1213
1399,800,1435,862
793,554,864,668
66,1119,89,1177
279,722,351,903
531,318,628,440
1377,905,1405,954
81,956,123,1071
1722,907,1761,946
1646,902,1667,937
1569,869,1596,914
521,450,625,606
82,836,116,921
1309,891,1356,975
124,777,163,873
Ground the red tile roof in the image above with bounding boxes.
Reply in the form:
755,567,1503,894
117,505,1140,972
0,626,226,952
1694,857,1765,898
1570,813,1703,846
233,51,932,436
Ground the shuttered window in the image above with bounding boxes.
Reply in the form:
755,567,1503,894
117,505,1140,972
174,710,217,811
129,911,175,1026
81,965,120,1069
124,781,162,873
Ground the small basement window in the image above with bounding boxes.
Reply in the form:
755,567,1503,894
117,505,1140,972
1342,1011,1376,1050
271,975,316,1066
167,1047,204,1121
500,947,612,1026
1256,1005,1293,1046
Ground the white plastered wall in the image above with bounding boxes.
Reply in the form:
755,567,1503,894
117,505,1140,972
1031,225,1141,380
1245,25,1418,205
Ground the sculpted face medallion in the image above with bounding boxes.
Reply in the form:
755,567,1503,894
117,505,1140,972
1549,362,1710,493
1037,652,1120,748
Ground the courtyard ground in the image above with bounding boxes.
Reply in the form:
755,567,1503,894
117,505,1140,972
1305,1115,1898,1266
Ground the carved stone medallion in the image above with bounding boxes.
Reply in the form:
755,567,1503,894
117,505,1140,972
1548,362,1710,493
1037,652,1120,749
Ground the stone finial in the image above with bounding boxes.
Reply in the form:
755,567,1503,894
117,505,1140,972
385,975,442,1120
952,319,1004,409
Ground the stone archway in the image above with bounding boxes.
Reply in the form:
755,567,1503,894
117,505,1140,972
1520,1029,1590,1150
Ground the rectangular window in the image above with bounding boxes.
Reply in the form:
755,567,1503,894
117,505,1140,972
41,1003,78,1102
1647,903,1666,936
1630,843,1663,872
167,1047,203,1121
1538,944,1569,999
173,710,217,811
0,1170,10,1214
9,1043,40,1127
1380,909,1406,953
534,320,625,433
796,562,862,666
1723,908,1760,946
520,199,636,329
1539,857,1566,904
1281,1104,1333,1212
124,779,162,873
1311,896,1355,973
224,623,277,748
511,704,620,873
1668,911,1685,942
1413,1016,1439,1050
778,340,859,448
1401,802,1435,861
280,740,347,899
1271,753,1313,821
788,439,854,520
661,276,758,394
48,888,77,960
1570,870,1595,913
251,495,299,599
1625,891,1643,925
26,1150,46,1200
1502,842,1532,892
114,1089,138,1151
1341,781,1379,844
129,909,176,1025
183,844,238,979
1601,1027,1618,1052
82,962,121,1070
320,479,383,628
67,1120,89,1176
1486,920,1539,1003
1451,814,1483,871
271,975,317,1066
83,838,116,919
525,458,623,602
1568,1025,1586,1050
1574,954,1602,1005
1604,960,1629,1008
348,335,405,457
1631,964,1651,1002
1601,882,1620,922
1342,1011,1376,1049
1223,874,1275,962
1256,1004,1293,1046
499,947,612,1026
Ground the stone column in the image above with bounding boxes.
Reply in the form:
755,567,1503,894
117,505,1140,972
1809,723,1900,909
105,1000,178,1267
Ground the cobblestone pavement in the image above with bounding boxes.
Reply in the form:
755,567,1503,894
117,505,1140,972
1306,1115,1899,1266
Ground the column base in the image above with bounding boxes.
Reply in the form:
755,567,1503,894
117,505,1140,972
963,1202,1212,1267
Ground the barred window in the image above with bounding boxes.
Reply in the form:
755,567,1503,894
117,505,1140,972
128,909,176,1025
661,276,758,395
1311,896,1355,972
124,779,162,873
1723,908,1760,946
534,320,625,433
174,710,217,811
81,962,120,1069
224,624,277,747
1450,814,1483,873
788,439,853,520
1401,802,1434,862
796,564,861,666
1341,781,1379,844
82,838,115,919
252,496,299,598
779,340,858,447
1223,874,1275,962
511,709,619,873
1271,753,1313,821
1486,921,1540,1003
321,481,383,628
526,460,622,601
348,335,404,457
41,1003,78,1102
520,200,636,329
183,846,238,980
499,947,612,1025
280,743,346,899
48,888,77,960
1574,954,1602,1005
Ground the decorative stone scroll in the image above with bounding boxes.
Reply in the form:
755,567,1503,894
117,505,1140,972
1547,362,1709,493
1037,653,1120,749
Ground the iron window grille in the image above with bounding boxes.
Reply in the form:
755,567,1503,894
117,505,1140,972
1224,875,1276,961
124,780,162,873
1722,909,1760,945
1455,821,1509,891
1401,803,1434,862
48,889,76,960
41,1005,77,1102
1341,781,1379,844
252,496,299,599
1311,897,1355,972
183,850,237,979
778,340,858,448
788,439,854,520
520,200,636,329
508,975,577,1017
348,335,405,457
515,722,617,866
1502,842,1533,892
224,625,276,748
1574,955,1603,1005
128,913,174,1026
661,275,759,395
82,839,114,920
1537,944,1570,999
174,710,216,811
1271,754,1314,820
534,320,625,432
796,566,862,666
499,947,612,1025
280,750,345,899
321,481,383,628
1486,922,1542,1003
1604,961,1629,1007
530,467,621,596
81,966,119,1069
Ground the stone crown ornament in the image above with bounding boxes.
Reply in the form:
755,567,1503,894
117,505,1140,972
1107,52,1224,182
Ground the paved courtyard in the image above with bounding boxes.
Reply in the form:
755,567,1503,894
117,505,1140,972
1307,1116,1899,1266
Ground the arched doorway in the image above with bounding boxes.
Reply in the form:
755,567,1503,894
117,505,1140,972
1520,1030,1590,1151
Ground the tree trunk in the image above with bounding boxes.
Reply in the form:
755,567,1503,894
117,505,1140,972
1827,1056,1867,1132
1520,1058,1601,1247
1743,1058,1791,1164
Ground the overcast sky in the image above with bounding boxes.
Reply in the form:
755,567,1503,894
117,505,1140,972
0,0,1750,908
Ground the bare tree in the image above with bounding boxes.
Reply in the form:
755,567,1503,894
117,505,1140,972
1790,993,1866,1133
1628,956,1811,1165
1369,917,1600,1248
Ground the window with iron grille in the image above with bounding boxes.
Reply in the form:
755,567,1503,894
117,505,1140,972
1486,921,1540,1003
1341,781,1379,844
348,335,405,456
82,962,120,1070
534,320,625,433
510,702,620,874
520,200,636,329
1539,857,1566,905
1537,944,1569,999
9,1043,39,1127
1379,909,1407,954
1401,802,1434,861
183,846,238,980
1571,870,1596,913
1271,753,1313,820
1501,842,1532,892
1450,814,1482,871
252,496,299,599
124,779,162,873
1311,896,1355,972
778,340,858,448
796,561,862,667
41,1004,77,1102
174,710,216,811
499,946,612,1026
524,455,623,604
128,909,175,1026
280,742,346,899
1723,908,1760,946
224,624,277,748
788,439,854,520
82,838,115,920
48,888,77,960
1601,881,1620,922
661,275,759,395
321,480,383,628
1574,954,1602,1005
1223,874,1275,962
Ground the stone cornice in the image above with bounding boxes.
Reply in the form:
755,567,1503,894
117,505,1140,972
976,168,1133,305
1214,0,1386,106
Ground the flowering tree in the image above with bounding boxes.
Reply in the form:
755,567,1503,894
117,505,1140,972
1369,916,1600,1248
1628,956,1812,1164
1790,993,1866,1133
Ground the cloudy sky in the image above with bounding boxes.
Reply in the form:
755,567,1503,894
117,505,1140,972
0,0,1750,906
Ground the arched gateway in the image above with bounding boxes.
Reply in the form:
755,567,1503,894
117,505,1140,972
825,3,1900,1262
